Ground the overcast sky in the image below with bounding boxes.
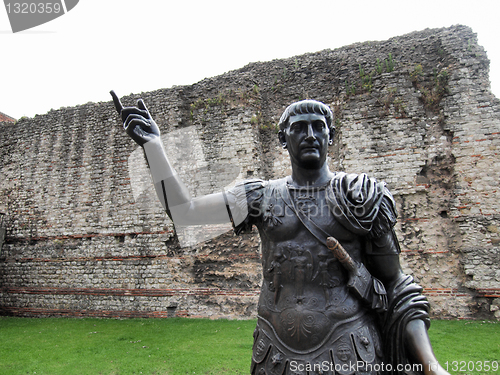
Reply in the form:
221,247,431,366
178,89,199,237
1,0,499,120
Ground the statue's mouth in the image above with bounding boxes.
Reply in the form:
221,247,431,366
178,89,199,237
301,145,320,153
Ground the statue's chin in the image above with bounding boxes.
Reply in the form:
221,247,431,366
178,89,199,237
297,157,324,170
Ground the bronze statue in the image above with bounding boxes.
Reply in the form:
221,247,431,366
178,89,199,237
111,91,450,375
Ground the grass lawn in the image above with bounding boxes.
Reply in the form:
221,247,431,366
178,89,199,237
0,317,498,375
429,320,499,375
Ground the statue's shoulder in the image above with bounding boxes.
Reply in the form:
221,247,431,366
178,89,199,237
330,171,389,193
264,176,289,190
329,171,396,202
328,172,397,237
227,177,289,202
225,177,289,234
226,178,266,204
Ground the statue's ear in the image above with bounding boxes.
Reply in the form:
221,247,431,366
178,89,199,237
328,126,336,145
278,129,287,149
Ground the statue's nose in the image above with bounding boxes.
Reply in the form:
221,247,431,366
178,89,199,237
305,124,316,140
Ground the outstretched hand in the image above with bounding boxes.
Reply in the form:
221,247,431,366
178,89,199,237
110,90,160,146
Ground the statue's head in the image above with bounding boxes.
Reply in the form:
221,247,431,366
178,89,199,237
278,100,335,136
278,100,335,169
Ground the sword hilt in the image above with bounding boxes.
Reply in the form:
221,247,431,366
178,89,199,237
326,236,357,274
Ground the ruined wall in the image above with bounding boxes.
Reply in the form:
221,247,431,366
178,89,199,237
1,25,499,319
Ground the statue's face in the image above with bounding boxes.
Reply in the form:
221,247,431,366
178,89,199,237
281,113,331,169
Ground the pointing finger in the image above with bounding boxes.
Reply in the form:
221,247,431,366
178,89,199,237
137,99,148,112
110,90,124,114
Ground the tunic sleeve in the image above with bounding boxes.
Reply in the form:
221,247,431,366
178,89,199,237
224,179,265,235
382,274,430,375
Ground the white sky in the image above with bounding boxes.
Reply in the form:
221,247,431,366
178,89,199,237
1,0,499,120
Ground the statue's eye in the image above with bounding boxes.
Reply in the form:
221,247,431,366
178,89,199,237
290,122,305,132
313,121,326,131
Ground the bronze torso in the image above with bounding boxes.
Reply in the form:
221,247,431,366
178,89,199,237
257,181,366,351
235,177,383,374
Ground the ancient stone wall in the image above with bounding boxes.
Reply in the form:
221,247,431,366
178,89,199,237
1,25,499,319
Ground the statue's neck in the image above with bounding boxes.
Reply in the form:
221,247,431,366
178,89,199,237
289,163,333,188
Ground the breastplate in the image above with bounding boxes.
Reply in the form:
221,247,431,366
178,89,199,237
256,181,366,352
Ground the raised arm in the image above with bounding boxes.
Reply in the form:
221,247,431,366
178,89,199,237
110,91,231,226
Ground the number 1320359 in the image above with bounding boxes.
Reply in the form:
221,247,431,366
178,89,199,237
5,2,62,14
445,361,498,373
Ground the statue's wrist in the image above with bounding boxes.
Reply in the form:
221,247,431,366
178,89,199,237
143,137,174,184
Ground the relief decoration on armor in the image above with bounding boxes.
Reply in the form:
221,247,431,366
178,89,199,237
290,246,313,302
331,337,356,375
352,326,375,363
278,303,330,351
262,186,285,228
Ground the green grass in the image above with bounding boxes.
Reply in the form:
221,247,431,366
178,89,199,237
0,317,255,375
429,320,500,375
0,317,498,375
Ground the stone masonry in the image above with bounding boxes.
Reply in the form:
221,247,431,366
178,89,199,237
0,25,499,319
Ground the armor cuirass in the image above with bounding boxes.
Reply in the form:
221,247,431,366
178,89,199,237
230,175,426,375
256,182,369,352
248,180,385,374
